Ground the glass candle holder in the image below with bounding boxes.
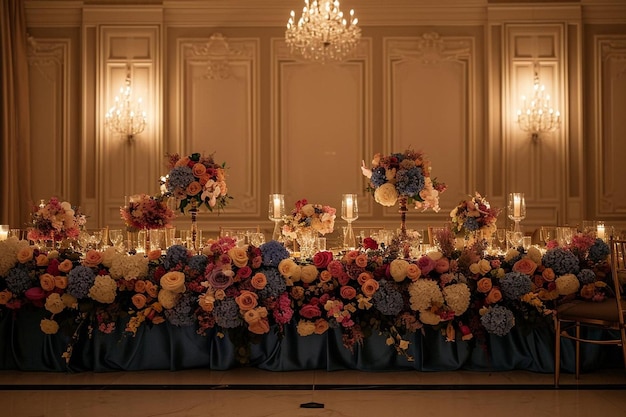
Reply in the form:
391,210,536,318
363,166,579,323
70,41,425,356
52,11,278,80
342,194,359,249
269,194,285,241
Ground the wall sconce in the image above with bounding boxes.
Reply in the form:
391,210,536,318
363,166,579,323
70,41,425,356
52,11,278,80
516,63,560,143
104,64,147,142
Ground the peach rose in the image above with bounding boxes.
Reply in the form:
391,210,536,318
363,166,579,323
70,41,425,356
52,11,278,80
319,270,333,283
192,162,207,177
476,277,493,293
40,319,59,335
131,293,148,309
248,317,270,335
0,290,13,305
228,247,249,268
300,265,319,284
83,250,104,267
542,268,556,282
361,279,380,297
145,281,158,298
406,263,421,281
17,246,34,263
134,280,147,293
147,250,162,261
198,292,215,312
278,258,300,278
485,288,502,304
357,272,373,285
186,181,202,196
58,259,74,273
251,273,267,290
36,254,49,267
54,276,68,289
235,290,259,311
314,318,329,335
290,286,305,300
513,258,538,276
355,254,369,268
340,286,357,300
39,273,56,291
160,271,186,294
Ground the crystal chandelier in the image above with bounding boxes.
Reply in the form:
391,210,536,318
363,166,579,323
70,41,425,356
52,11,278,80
516,65,561,143
286,0,361,63
105,66,147,142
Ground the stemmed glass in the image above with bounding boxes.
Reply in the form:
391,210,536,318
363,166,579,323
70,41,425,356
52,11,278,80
89,230,102,250
342,194,359,249
496,228,506,251
540,226,556,247
507,193,526,248
268,194,285,242
109,229,124,251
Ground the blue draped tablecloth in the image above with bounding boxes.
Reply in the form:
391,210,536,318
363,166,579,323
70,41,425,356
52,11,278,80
1,311,622,373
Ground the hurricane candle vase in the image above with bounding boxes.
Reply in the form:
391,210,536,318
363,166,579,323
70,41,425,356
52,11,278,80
507,192,526,248
341,194,358,249
269,194,285,242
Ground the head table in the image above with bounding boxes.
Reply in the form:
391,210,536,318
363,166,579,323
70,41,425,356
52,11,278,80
0,236,622,374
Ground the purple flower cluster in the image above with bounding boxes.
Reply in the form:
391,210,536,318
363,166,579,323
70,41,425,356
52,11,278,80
166,165,195,193
588,239,610,263
542,247,580,276
395,166,425,197
187,254,208,273
5,266,32,296
67,265,96,299
372,280,404,316
370,167,387,188
164,292,195,326
480,305,515,337
258,267,286,299
260,241,290,267
213,298,242,329
577,269,596,285
164,245,189,269
500,271,533,300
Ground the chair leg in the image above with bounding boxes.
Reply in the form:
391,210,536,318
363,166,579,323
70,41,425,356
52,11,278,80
620,327,626,372
554,318,561,388
575,323,580,380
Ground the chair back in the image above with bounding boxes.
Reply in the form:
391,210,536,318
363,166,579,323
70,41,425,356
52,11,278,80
609,237,626,327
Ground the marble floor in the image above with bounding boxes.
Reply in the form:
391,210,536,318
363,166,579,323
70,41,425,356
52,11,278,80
1,367,625,417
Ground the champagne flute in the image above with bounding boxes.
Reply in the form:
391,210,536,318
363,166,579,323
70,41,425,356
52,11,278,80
540,226,556,247
109,229,124,251
496,228,506,250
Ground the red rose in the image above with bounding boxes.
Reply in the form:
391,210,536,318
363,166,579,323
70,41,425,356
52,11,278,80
363,237,379,250
313,251,333,269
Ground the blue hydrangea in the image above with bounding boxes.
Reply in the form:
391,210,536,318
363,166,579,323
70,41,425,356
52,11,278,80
500,271,533,300
5,266,33,296
370,167,388,188
164,245,188,269
260,240,290,267
187,254,208,273
588,239,610,263
463,217,480,232
257,267,286,299
577,269,596,285
542,247,580,276
67,265,96,299
395,166,425,197
166,165,195,192
164,292,196,326
213,298,243,329
480,305,515,336
372,280,404,316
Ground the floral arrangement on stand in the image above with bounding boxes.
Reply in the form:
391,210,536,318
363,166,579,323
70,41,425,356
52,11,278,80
361,149,446,211
120,193,175,231
27,197,85,242
281,199,336,240
449,192,501,240
163,152,231,213
0,226,613,367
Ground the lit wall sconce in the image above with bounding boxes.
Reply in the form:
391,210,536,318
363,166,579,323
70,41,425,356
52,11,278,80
516,63,560,143
104,64,147,142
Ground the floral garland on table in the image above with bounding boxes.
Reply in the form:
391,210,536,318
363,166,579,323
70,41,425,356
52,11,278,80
27,197,85,241
163,152,231,213
449,192,501,238
120,194,175,231
281,199,336,240
361,149,447,211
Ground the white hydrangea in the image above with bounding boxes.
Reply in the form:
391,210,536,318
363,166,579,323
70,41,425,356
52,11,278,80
0,237,29,277
100,247,119,268
408,279,444,312
109,253,148,280
88,275,117,304
555,274,580,296
443,283,471,315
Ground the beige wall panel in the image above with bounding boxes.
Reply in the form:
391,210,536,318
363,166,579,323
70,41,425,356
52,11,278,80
179,37,260,218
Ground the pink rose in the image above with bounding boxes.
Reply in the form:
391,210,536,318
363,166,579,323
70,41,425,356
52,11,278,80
54,276,68,289
192,162,207,177
300,304,322,319
83,250,104,267
513,258,538,276
357,272,373,285
434,258,450,274
312,251,333,269
417,255,436,275
327,260,344,278
39,274,56,292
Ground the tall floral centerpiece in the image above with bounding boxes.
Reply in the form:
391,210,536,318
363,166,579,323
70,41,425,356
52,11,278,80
120,194,175,253
27,197,84,247
361,149,446,256
281,199,336,259
163,152,231,251
449,192,501,246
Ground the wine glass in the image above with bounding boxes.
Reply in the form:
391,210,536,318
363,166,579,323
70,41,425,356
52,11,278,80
540,226,556,247
89,230,102,250
496,228,506,250
109,229,124,250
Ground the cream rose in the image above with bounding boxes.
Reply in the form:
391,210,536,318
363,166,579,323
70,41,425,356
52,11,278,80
389,259,409,282
16,246,34,263
157,289,180,309
300,264,319,284
160,271,186,294
228,247,249,268
374,183,399,207
296,319,316,336
40,319,59,335
44,293,65,314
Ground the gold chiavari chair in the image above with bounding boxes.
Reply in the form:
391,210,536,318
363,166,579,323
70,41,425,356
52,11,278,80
554,237,626,387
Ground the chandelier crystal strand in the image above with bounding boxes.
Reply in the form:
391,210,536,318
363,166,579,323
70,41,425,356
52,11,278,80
516,68,560,142
286,0,361,63
105,68,147,141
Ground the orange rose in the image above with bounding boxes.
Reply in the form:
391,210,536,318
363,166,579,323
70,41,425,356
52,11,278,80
406,263,421,281
314,318,329,335
251,273,267,290
58,259,74,273
36,254,49,267
198,292,215,312
134,280,147,293
216,167,226,181
542,268,556,282
192,162,207,177
40,273,56,292
248,317,270,335
0,290,13,305
357,272,373,285
131,294,147,309
485,288,502,304
83,250,104,267
290,286,305,300
186,181,202,196
343,250,358,264
476,277,493,293
361,279,379,297
175,156,190,167
512,258,538,276
54,276,68,289
148,250,162,260
16,246,33,263
340,286,357,300
198,173,211,186
319,270,333,283
145,281,158,298
355,254,368,268
235,290,259,311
